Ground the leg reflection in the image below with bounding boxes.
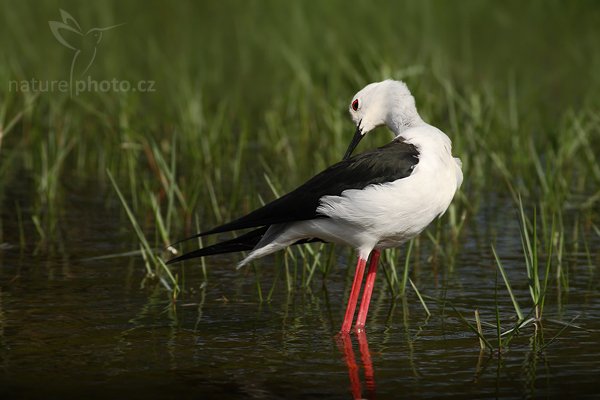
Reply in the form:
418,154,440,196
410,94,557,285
357,331,376,397
337,332,376,400
338,333,362,399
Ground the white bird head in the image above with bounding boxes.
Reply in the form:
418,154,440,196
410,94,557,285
344,80,423,160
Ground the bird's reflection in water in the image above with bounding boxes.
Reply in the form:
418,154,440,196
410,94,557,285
337,331,376,399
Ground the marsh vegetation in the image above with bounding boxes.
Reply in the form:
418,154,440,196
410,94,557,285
0,1,599,397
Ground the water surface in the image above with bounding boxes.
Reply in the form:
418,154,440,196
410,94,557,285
1,182,599,399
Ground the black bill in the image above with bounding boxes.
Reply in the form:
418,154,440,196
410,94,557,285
343,122,364,160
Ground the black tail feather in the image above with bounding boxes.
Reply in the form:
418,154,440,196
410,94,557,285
167,225,326,265
166,226,268,264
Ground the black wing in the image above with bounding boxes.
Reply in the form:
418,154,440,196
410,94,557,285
176,138,418,242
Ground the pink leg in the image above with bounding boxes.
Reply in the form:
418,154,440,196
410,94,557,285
355,250,380,331
340,256,368,334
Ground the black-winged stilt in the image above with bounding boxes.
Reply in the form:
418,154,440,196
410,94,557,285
168,80,463,334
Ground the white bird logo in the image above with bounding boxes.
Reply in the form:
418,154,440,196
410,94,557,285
49,9,123,93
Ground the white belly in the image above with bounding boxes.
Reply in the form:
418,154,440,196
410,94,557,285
317,137,461,249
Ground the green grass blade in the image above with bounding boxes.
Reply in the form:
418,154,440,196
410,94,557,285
475,309,485,350
492,244,524,321
107,169,155,262
400,240,413,296
409,278,430,317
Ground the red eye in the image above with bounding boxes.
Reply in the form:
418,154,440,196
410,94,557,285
351,99,359,111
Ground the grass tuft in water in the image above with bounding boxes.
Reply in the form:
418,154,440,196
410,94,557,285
107,169,180,299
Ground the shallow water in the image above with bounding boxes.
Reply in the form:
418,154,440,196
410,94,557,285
0,182,599,399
